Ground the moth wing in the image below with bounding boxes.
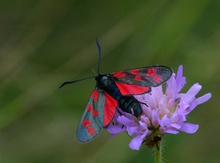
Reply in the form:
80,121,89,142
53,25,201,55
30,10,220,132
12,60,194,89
76,89,118,143
111,65,172,95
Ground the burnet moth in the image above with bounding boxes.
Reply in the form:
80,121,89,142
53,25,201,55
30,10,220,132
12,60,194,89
59,39,172,143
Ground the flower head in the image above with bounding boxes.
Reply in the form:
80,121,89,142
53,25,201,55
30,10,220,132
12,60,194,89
107,65,212,150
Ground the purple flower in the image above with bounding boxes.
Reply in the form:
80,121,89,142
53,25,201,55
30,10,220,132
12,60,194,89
106,65,212,150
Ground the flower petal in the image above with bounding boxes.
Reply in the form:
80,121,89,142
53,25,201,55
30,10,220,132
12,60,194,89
129,135,143,150
140,115,150,126
180,123,199,133
106,125,126,134
166,74,177,99
159,116,171,131
196,93,212,105
164,129,179,134
117,115,134,126
176,65,186,92
185,93,212,114
184,83,202,103
139,121,148,130
171,123,181,129
127,126,140,136
152,110,159,128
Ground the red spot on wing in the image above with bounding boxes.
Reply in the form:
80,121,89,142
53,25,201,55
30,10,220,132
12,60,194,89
82,119,96,135
147,68,156,76
86,90,100,116
103,93,118,127
92,110,99,117
112,71,126,78
146,68,162,84
87,104,93,112
92,90,99,102
134,75,141,81
87,126,96,135
82,120,91,127
130,69,139,75
153,75,162,83
115,82,150,95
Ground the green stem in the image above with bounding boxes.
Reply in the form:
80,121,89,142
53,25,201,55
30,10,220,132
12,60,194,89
155,141,162,163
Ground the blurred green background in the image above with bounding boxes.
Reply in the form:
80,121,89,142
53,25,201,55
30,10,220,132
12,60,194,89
0,0,218,162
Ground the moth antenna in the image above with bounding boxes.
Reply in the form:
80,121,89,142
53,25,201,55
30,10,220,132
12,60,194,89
96,38,101,74
59,76,95,88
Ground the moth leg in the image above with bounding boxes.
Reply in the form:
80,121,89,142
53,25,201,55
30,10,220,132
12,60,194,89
138,101,148,107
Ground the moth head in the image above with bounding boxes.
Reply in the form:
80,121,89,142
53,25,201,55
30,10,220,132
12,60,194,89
95,74,111,87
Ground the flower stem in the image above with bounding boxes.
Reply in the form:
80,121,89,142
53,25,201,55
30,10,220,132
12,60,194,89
155,141,162,163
